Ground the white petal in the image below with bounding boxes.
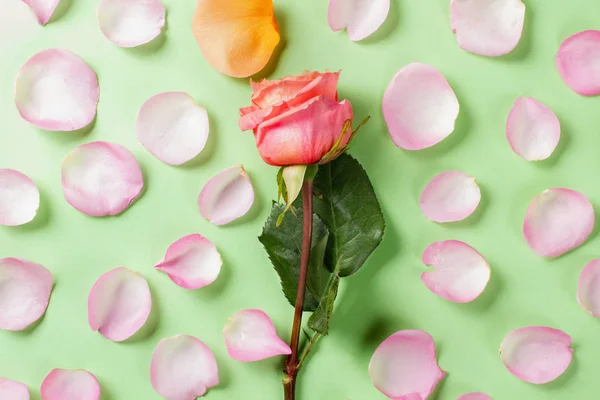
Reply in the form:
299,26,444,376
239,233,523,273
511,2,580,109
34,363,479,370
450,0,526,56
223,309,291,362
136,92,209,165
383,63,460,150
15,49,99,131
151,335,219,400
327,0,390,41
155,234,222,289
0,169,40,226
98,0,166,48
0,378,29,400
40,369,100,400
198,165,254,226
420,171,481,223
22,0,60,25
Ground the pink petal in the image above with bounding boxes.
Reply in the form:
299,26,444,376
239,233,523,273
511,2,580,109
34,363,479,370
327,0,390,41
556,30,600,96
0,169,40,226
420,171,481,223
0,258,53,331
22,0,60,25
523,188,594,257
97,0,165,48
369,330,446,399
506,98,561,161
136,92,209,165
223,309,291,362
15,49,99,131
150,335,219,400
0,378,29,400
577,259,600,317
500,327,572,384
40,369,100,400
198,165,254,226
450,0,526,57
88,267,151,342
458,393,492,400
383,63,459,150
422,240,491,303
155,234,222,289
61,142,144,217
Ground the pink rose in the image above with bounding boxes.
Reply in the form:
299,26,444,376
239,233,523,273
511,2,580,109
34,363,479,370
239,71,354,166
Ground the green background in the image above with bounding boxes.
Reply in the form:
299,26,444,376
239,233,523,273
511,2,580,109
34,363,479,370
1,0,600,399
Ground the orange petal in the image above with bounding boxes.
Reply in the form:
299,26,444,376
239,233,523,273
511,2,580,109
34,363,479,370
192,0,280,78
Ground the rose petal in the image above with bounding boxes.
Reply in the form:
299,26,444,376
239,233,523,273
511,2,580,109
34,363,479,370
0,169,40,226
458,393,492,400
0,258,53,331
192,0,280,78
15,49,99,131
223,309,291,362
155,234,222,289
327,0,390,41
556,30,600,96
150,335,219,400
500,327,572,384
97,0,165,48
136,92,209,165
61,142,144,217
0,378,29,400
22,0,60,25
577,259,600,317
40,369,100,400
383,63,459,150
369,330,446,399
88,267,151,342
523,188,594,257
450,0,526,57
421,240,491,303
506,98,561,161
198,165,254,225
420,171,481,223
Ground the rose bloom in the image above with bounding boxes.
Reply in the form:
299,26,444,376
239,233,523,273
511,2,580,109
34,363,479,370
239,71,354,166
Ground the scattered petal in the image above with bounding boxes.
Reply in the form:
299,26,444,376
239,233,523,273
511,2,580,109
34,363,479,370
458,393,492,400
155,234,222,289
383,63,459,150
40,369,100,400
88,267,151,342
22,0,60,25
422,240,491,303
192,0,280,78
98,0,166,48
523,189,594,257
61,142,143,217
577,259,600,317
420,171,481,223
506,98,561,161
500,327,572,384
0,258,53,331
15,49,99,131
450,0,526,56
369,330,446,399
556,30,600,96
0,169,40,226
136,92,209,165
198,165,254,225
327,0,390,41
223,309,291,362
0,378,29,400
151,335,219,400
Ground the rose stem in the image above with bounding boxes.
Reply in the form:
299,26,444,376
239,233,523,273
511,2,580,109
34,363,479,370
283,179,314,400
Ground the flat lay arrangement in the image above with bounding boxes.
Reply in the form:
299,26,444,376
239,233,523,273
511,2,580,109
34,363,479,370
1,0,600,399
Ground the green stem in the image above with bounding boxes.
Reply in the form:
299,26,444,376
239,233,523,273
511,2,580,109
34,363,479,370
298,333,322,370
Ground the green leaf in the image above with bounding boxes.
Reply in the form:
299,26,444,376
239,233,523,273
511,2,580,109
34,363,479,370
307,271,340,336
313,153,385,277
259,201,330,311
